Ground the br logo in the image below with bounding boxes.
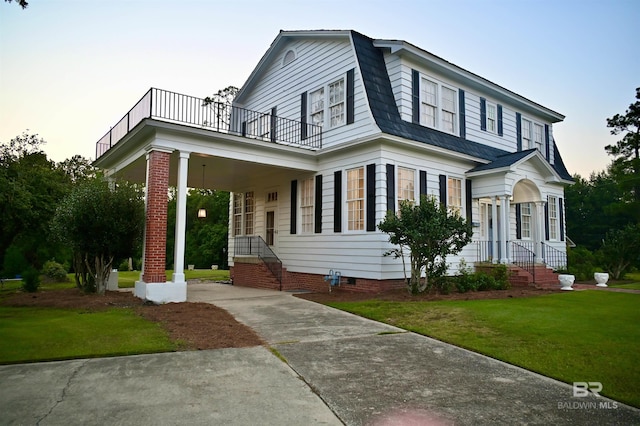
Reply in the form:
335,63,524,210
573,382,603,397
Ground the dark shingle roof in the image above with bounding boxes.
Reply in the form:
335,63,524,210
468,149,537,173
350,31,573,182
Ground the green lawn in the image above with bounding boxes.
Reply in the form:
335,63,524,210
327,291,640,408
116,269,230,288
0,306,176,364
609,271,640,290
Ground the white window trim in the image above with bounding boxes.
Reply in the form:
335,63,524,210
548,196,558,241
447,176,463,216
346,166,365,232
308,74,346,130
521,116,547,153
486,101,497,134
419,75,458,136
521,202,532,240
300,178,314,234
397,166,416,210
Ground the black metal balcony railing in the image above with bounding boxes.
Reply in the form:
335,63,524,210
95,88,323,159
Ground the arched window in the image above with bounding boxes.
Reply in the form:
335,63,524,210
283,49,296,67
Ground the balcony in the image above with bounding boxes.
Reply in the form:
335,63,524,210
95,88,323,159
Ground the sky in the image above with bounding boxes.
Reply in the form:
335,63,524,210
1,0,638,177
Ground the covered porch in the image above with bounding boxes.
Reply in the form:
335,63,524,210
467,149,569,282
93,88,322,303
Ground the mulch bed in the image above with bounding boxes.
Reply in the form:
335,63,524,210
1,288,264,350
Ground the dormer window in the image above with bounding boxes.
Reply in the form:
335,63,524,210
419,76,458,135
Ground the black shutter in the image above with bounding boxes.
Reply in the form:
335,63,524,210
386,164,395,212
544,198,550,240
559,197,565,241
465,179,472,223
366,163,376,231
346,68,355,125
290,180,297,234
314,175,322,234
544,124,550,160
497,104,503,136
270,106,277,142
439,174,447,208
480,97,487,131
515,204,522,239
411,69,420,124
334,171,342,233
516,112,522,151
419,170,427,197
459,89,466,138
301,92,307,140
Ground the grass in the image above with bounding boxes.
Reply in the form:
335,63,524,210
0,306,176,364
609,271,640,290
117,269,230,288
326,291,640,408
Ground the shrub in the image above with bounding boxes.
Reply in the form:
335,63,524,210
42,260,68,282
568,246,598,281
118,259,130,272
21,268,41,292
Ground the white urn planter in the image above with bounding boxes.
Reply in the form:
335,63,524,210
558,274,575,291
594,272,609,287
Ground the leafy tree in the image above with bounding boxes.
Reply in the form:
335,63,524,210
4,0,28,9
606,87,640,216
51,178,145,294
378,195,472,294
599,223,640,280
166,189,230,269
202,86,239,129
565,171,629,250
0,132,74,272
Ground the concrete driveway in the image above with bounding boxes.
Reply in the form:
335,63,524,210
189,283,640,425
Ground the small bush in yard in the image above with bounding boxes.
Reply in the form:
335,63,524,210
42,260,68,282
21,268,41,292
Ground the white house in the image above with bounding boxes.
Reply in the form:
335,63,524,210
93,30,573,303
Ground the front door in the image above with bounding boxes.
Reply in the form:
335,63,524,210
266,210,276,247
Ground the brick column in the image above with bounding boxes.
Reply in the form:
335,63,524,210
142,149,170,283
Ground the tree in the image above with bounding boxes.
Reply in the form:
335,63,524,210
51,178,145,294
378,195,472,294
599,223,640,280
4,0,28,8
202,86,239,129
606,87,640,211
0,132,74,273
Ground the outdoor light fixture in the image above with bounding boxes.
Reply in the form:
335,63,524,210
197,164,207,218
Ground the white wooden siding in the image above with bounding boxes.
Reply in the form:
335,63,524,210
237,37,379,150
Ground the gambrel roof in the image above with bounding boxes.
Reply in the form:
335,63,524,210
350,31,573,182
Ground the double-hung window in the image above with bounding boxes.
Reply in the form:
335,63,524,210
346,167,364,231
487,103,497,133
420,77,457,135
534,123,544,153
232,192,255,236
309,77,345,129
447,177,462,215
397,167,415,207
244,192,255,235
300,178,314,233
522,119,532,149
548,196,558,240
233,193,243,236
521,203,532,239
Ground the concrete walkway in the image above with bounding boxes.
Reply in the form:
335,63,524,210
1,283,639,425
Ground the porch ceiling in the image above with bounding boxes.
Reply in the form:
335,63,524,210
96,119,319,192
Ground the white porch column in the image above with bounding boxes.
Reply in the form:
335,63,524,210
172,151,190,284
491,196,498,264
535,200,546,263
499,195,510,264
